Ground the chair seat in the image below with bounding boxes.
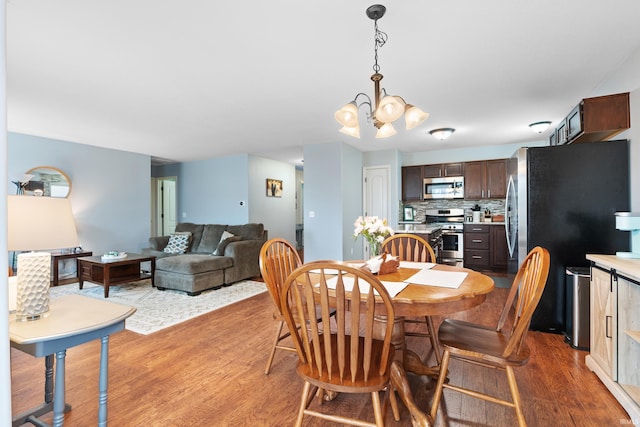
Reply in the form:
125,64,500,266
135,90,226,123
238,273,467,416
438,319,530,367
297,335,395,394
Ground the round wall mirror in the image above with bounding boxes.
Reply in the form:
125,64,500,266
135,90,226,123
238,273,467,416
26,166,72,198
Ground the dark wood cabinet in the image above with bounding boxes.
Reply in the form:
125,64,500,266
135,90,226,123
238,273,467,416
464,224,507,272
463,159,507,200
423,162,463,178
401,166,423,201
550,92,630,145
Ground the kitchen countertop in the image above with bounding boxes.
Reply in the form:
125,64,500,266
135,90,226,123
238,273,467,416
465,221,505,225
395,224,442,234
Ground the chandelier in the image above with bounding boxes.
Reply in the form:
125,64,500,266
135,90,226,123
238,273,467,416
335,4,428,139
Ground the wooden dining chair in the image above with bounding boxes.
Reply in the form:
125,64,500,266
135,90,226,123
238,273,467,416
259,238,303,375
281,260,400,427
381,233,442,364
429,246,550,427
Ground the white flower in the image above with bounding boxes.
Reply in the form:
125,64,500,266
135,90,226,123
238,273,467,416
353,216,394,249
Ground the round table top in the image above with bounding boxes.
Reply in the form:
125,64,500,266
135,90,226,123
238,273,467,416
378,264,495,317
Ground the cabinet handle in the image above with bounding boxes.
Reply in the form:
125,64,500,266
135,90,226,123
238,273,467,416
472,239,482,243
471,228,483,231
606,315,612,338
472,255,483,259
488,189,491,198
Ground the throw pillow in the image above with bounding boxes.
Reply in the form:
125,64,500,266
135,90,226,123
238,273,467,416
164,232,192,254
213,231,242,256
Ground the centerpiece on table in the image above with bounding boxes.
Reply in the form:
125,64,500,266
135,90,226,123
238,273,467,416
353,216,394,258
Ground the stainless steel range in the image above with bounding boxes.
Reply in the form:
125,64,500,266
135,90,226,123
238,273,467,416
425,208,465,266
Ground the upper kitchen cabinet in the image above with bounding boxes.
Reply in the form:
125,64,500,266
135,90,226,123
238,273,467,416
423,162,464,178
550,92,630,146
402,166,423,201
464,159,507,200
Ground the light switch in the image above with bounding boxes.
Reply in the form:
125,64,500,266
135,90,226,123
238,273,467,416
309,211,315,218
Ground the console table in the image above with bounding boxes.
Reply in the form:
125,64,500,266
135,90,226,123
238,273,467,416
50,251,92,286
10,295,136,427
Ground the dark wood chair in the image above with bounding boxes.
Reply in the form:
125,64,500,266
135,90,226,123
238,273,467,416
381,233,442,364
281,260,400,427
258,238,303,375
429,246,550,426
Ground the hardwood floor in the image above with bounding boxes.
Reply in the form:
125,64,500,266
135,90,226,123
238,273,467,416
10,284,631,426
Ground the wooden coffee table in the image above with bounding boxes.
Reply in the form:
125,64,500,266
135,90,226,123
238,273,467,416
77,253,156,298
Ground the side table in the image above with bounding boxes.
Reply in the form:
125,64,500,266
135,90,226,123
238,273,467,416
10,295,136,427
50,251,93,286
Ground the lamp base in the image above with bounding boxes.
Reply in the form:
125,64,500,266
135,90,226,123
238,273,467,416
14,311,50,322
16,252,51,320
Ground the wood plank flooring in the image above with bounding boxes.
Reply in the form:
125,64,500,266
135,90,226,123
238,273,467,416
10,283,632,426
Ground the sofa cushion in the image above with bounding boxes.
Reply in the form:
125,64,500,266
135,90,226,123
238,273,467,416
175,223,205,251
163,232,192,254
213,231,243,255
197,224,227,253
226,223,265,241
156,254,233,275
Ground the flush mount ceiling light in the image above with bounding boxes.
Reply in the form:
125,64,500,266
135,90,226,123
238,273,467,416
529,121,552,133
429,128,455,141
334,4,428,139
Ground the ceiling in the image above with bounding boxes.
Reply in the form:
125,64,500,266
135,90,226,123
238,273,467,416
7,1,640,167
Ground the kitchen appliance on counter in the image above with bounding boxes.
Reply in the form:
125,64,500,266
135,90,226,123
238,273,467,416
506,140,630,333
425,208,465,266
423,176,464,199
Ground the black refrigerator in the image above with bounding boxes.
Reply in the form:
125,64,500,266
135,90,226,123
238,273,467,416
505,140,630,333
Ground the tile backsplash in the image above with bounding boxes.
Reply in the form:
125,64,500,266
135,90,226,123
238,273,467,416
400,199,506,223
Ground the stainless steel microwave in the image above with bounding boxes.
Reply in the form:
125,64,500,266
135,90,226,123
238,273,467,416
423,176,464,199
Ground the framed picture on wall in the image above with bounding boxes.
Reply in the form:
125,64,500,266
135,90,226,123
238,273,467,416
266,179,283,197
403,206,414,221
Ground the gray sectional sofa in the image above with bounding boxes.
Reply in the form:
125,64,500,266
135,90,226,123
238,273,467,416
141,222,267,295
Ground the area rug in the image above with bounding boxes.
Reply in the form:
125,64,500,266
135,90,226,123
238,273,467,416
49,280,267,335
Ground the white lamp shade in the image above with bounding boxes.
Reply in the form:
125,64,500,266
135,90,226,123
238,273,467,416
335,102,360,128
375,95,405,123
339,125,361,138
8,195,79,251
375,122,397,139
404,105,429,130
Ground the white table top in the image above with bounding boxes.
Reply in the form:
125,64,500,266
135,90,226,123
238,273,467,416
10,294,136,345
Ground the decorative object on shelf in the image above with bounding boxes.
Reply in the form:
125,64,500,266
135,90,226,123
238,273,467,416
529,121,552,133
8,195,80,320
354,215,394,257
334,4,428,139
266,178,282,197
403,206,415,221
429,128,456,141
101,251,128,261
25,166,72,198
11,173,34,195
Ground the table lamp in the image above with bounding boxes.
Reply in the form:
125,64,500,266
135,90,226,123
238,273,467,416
8,195,80,320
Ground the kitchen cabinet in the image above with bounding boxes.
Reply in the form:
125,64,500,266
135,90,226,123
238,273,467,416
550,92,630,146
585,254,640,422
423,162,463,178
402,166,423,201
463,223,507,272
463,159,507,200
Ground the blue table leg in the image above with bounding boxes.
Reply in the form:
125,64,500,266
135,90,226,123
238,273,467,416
45,354,54,403
52,350,66,427
98,335,109,427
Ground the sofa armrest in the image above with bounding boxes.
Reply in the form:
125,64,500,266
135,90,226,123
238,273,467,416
223,239,264,283
148,236,170,251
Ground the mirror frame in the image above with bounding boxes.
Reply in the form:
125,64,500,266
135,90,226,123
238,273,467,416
26,166,72,198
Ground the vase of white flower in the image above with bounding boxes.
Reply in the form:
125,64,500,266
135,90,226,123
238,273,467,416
353,216,394,258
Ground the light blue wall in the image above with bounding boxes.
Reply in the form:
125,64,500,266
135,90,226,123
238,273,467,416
304,142,363,262
8,132,151,255
248,156,296,244
154,154,297,243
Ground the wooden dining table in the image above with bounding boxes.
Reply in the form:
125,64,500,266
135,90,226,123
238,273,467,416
375,263,495,378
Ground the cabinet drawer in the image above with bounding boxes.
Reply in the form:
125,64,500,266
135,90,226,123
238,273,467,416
465,234,489,249
464,250,490,267
464,224,490,233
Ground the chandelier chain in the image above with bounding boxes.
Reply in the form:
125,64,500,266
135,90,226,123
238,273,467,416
372,19,387,74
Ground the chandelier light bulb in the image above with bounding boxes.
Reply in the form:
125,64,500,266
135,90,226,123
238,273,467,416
376,95,405,123
335,102,360,128
339,125,361,139
404,105,429,130
375,122,397,139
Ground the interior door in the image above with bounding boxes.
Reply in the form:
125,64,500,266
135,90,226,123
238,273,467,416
363,166,390,258
152,177,178,236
